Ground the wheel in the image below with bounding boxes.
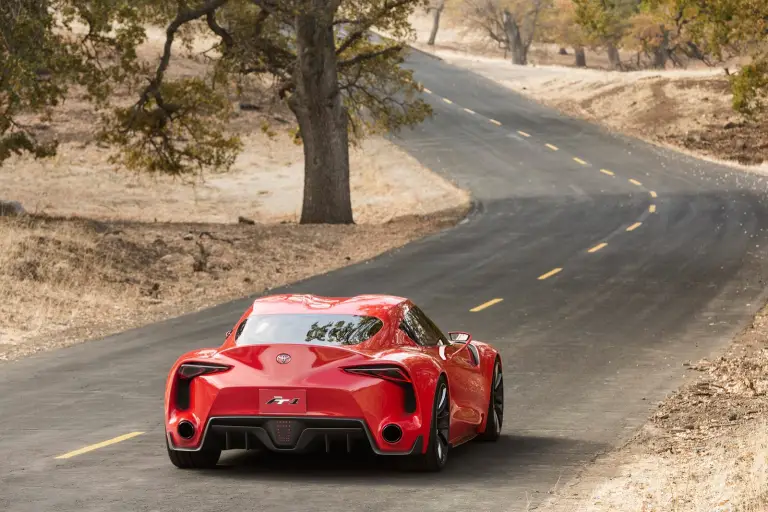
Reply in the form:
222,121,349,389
166,437,221,469
404,375,450,472
478,358,503,441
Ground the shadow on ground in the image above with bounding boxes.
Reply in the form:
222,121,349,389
201,433,608,485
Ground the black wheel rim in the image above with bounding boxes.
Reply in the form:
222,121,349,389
492,363,504,434
435,383,450,462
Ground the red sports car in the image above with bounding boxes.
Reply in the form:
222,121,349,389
164,294,504,472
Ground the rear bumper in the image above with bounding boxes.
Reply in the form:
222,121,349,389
167,416,423,456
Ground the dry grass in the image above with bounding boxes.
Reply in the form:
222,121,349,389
540,307,768,512
0,207,467,363
2,130,468,224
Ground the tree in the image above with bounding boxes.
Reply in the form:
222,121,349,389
1,0,432,224
572,0,642,69
425,0,446,45
643,0,768,117
0,0,147,164
539,0,590,66
461,0,549,65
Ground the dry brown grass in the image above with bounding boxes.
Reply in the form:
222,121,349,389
0,207,468,362
539,307,768,512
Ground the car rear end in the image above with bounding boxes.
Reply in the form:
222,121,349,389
165,311,427,457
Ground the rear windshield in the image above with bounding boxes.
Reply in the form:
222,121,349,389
235,314,384,347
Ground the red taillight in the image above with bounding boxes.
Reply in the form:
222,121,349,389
342,365,412,384
177,362,231,379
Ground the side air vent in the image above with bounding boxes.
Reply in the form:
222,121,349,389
174,362,232,410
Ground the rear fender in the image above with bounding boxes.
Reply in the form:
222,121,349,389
164,348,222,414
395,354,445,453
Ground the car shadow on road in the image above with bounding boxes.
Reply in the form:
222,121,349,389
204,433,610,485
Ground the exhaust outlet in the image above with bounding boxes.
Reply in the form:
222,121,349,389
381,424,403,444
177,420,196,440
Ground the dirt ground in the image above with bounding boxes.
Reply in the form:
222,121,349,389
407,14,768,169
540,306,768,512
0,23,470,362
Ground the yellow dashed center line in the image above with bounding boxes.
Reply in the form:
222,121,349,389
626,222,643,232
573,157,588,165
649,190,658,198
423,88,432,94
588,243,608,253
545,144,559,151
517,130,531,137
629,179,643,186
649,204,657,213
442,98,453,104
55,432,144,460
490,119,502,126
538,268,563,280
470,298,504,312
463,108,475,114
600,169,615,176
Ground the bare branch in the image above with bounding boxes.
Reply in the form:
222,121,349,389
338,45,403,68
336,0,413,55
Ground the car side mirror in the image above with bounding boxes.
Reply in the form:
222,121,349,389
448,331,472,343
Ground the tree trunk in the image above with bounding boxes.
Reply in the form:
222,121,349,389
558,47,568,55
652,28,669,69
290,0,353,224
427,0,445,46
606,43,621,70
502,10,526,65
574,46,586,67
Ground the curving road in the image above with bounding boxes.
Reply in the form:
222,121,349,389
3,50,768,512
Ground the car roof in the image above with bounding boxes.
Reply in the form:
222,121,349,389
248,294,407,318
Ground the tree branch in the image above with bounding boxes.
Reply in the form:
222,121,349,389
139,0,230,110
336,0,413,55
206,11,234,50
338,45,403,69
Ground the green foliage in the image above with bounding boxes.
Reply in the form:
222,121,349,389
1,0,152,166
100,78,242,175
642,0,768,116
572,0,639,45
731,58,768,117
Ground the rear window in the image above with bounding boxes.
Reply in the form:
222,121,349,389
235,314,384,347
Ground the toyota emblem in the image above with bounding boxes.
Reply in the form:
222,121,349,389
276,353,291,364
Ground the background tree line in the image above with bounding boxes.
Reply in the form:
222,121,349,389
428,0,768,119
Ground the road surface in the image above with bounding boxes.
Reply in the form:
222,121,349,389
3,50,768,512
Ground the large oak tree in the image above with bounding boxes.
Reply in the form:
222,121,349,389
1,0,432,224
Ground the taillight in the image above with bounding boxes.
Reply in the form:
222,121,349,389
177,362,231,379
342,365,412,384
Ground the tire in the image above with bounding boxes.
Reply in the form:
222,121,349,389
404,375,450,472
166,438,221,469
478,358,503,442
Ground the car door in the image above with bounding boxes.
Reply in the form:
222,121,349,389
400,305,484,440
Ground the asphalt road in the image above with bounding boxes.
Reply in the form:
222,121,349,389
4,50,768,512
